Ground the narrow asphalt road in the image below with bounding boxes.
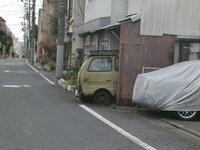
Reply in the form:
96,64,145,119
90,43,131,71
0,58,200,150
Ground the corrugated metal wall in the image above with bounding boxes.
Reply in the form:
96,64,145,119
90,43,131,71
128,0,143,15
84,0,112,23
128,0,200,36
117,21,176,105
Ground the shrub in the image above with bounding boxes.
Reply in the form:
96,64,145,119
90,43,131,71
41,59,48,66
47,60,56,71
67,78,77,85
61,66,79,85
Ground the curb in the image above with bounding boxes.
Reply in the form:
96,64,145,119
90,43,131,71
112,105,200,138
58,78,78,95
160,119,200,138
112,105,149,112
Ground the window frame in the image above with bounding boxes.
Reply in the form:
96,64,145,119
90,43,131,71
87,57,112,72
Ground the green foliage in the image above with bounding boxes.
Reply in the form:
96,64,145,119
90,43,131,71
41,52,56,71
41,59,48,66
0,30,6,44
61,66,79,85
35,25,38,41
0,30,13,56
67,78,77,85
50,14,58,36
5,34,13,55
30,24,38,41
41,52,48,65
49,0,58,38
47,60,56,71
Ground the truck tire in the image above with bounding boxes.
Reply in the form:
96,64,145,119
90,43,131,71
93,90,112,105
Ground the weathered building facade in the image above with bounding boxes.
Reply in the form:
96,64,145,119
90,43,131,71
0,17,6,31
117,0,200,105
64,0,85,68
37,0,200,105
37,0,57,63
76,0,127,61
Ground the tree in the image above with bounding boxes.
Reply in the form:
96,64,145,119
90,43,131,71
0,30,13,57
5,34,13,55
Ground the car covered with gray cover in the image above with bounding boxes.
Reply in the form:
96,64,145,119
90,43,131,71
132,61,200,120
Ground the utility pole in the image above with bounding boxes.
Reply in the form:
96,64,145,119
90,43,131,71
27,0,31,60
22,0,28,58
30,0,36,65
56,0,65,78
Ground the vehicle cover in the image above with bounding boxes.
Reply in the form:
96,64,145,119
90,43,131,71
132,61,200,111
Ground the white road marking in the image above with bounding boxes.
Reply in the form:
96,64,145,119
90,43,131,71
4,70,28,73
3,85,21,88
26,63,55,85
39,73,55,85
3,85,31,88
23,85,31,87
27,63,39,72
79,104,157,150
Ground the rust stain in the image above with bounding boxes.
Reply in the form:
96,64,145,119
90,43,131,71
117,20,176,105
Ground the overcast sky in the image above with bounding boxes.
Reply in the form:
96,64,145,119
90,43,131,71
0,0,42,41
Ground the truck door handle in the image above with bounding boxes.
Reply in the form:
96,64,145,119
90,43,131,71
83,78,89,81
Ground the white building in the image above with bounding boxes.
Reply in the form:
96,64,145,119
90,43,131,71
128,0,200,37
64,0,85,67
13,37,23,57
76,0,128,60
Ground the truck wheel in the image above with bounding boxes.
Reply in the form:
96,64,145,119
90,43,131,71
174,111,198,121
93,90,112,105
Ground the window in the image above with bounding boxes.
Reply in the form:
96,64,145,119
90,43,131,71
99,41,108,50
91,33,98,51
88,58,112,72
179,42,200,62
98,32,109,50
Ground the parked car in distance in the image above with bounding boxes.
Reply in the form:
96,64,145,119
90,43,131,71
132,60,200,120
77,50,119,105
